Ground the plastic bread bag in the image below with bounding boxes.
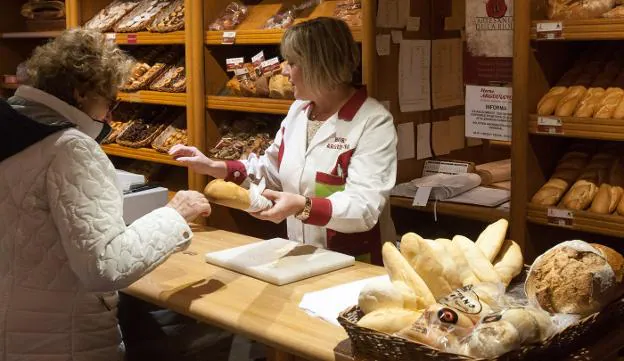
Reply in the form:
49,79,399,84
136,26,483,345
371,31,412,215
208,1,248,31
438,282,507,324
263,9,295,29
394,309,464,353
246,177,273,213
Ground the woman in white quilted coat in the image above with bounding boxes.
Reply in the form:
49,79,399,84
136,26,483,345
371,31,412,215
0,29,213,361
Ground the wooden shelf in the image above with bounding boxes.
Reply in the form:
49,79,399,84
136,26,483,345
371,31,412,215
390,196,509,223
205,0,361,45
101,144,183,166
206,95,293,114
107,31,185,45
528,114,624,141
527,204,624,238
1,83,18,90
117,91,187,106
1,31,63,39
531,19,624,40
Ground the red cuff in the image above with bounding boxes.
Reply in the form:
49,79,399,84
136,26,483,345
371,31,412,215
224,160,247,185
304,197,332,226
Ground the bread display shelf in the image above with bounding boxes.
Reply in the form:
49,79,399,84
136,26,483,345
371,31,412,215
390,196,509,223
101,144,182,166
528,114,624,140
527,204,624,237
1,31,63,39
531,19,624,40
206,95,293,114
117,91,187,107
106,31,185,45
205,26,362,45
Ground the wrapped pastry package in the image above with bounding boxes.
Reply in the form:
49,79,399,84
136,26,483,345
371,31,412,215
114,0,171,33
208,1,249,31
84,0,140,32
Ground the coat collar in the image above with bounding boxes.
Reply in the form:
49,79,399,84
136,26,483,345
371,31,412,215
14,85,104,140
303,86,368,122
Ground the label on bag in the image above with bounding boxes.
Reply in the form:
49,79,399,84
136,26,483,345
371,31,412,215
547,207,574,226
536,22,563,40
222,31,236,44
226,57,244,72
439,285,484,315
537,116,563,135
412,186,432,207
261,57,281,74
127,33,138,44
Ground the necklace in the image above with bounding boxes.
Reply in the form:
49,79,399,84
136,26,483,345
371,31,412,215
308,105,332,121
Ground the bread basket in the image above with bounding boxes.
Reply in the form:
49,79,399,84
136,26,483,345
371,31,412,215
338,269,624,361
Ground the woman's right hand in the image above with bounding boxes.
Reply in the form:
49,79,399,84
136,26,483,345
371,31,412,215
166,190,212,222
169,145,213,174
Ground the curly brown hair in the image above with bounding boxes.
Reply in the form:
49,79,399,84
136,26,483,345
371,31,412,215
25,28,132,106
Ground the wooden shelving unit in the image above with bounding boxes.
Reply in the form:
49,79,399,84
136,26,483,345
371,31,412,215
100,144,182,166
513,1,624,259
390,196,509,223
117,91,187,107
206,95,293,114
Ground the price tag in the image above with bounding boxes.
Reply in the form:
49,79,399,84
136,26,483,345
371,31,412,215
222,31,236,45
412,187,432,207
547,208,574,227
536,22,563,40
105,33,116,43
127,33,138,44
422,160,472,177
537,116,564,135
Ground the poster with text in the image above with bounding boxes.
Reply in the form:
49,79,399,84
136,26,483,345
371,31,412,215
465,85,512,141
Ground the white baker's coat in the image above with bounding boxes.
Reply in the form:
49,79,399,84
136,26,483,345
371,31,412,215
225,88,398,255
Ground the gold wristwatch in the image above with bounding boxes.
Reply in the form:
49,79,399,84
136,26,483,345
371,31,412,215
295,196,312,221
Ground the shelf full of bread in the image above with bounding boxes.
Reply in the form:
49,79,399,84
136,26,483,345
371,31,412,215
528,141,624,237
338,219,624,360
206,116,278,162
101,102,188,166
204,0,362,45
532,0,624,40
81,0,186,45
532,45,624,140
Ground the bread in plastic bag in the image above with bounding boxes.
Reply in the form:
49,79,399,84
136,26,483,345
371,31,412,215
208,1,248,31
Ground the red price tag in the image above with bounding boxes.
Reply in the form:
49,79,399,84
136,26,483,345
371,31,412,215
222,31,236,45
547,208,574,227
127,33,138,44
537,116,563,135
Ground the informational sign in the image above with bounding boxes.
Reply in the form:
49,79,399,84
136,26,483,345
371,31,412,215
465,85,512,141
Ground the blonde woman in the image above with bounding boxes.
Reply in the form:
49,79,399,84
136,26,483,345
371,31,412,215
171,17,398,264
0,29,213,360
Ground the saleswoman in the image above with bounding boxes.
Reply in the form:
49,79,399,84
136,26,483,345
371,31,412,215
170,17,398,264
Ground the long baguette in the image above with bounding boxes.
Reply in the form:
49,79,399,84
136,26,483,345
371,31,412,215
382,242,436,306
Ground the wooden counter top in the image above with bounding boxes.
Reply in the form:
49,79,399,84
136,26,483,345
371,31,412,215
124,226,385,361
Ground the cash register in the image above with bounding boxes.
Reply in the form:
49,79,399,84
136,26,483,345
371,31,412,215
116,169,169,224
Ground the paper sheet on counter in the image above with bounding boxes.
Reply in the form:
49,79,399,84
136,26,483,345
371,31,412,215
399,40,431,112
299,275,389,326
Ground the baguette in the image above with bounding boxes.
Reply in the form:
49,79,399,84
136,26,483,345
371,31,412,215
445,237,481,286
574,87,606,118
453,236,502,284
554,86,587,116
427,239,463,289
475,219,508,262
401,234,454,300
531,178,570,206
493,240,524,287
537,86,568,115
382,242,436,307
562,179,599,210
204,179,251,210
594,87,624,119
590,183,623,214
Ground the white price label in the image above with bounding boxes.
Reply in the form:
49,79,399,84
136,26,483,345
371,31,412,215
222,31,236,45
536,22,563,40
412,186,432,207
547,207,574,226
537,116,563,134
105,33,116,42
422,160,472,176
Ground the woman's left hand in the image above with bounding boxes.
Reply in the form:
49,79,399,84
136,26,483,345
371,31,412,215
251,190,306,224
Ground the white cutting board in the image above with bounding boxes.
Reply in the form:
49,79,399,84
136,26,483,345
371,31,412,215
204,238,356,285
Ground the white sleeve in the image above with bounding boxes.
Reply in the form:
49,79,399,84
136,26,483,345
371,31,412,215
46,137,191,292
312,114,397,232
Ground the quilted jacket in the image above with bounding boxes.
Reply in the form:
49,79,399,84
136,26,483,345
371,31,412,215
0,86,193,361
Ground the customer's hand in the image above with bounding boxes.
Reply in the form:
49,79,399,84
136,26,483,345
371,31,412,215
166,190,212,222
251,190,306,224
169,145,213,174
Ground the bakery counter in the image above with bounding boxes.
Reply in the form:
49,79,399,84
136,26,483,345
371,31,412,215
123,226,385,361
390,196,509,223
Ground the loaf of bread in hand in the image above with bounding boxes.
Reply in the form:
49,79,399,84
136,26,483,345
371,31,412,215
537,86,568,116
574,87,606,118
554,86,587,116
203,179,252,210
594,87,624,119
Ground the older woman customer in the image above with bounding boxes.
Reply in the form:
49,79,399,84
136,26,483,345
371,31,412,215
170,17,398,265
0,29,213,361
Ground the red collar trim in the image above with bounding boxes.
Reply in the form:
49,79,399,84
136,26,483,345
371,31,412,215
301,87,368,122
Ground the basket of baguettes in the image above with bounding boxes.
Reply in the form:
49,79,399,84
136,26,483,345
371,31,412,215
338,219,624,360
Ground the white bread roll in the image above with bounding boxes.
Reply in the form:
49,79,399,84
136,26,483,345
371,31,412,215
396,320,460,351
475,219,508,262
453,236,502,284
493,240,524,287
204,179,252,210
499,308,541,344
464,320,520,359
358,278,404,314
382,242,436,307
392,280,422,310
357,308,423,334
448,236,481,286
428,239,462,289
400,233,454,300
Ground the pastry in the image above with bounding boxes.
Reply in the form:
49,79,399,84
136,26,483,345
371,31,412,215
114,0,171,33
148,0,185,32
84,0,140,32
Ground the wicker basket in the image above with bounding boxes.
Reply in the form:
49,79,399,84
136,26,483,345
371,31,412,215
116,122,167,148
338,292,624,360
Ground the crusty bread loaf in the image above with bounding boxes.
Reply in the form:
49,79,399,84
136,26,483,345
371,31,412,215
554,86,587,116
382,242,436,307
357,308,424,334
562,179,599,210
590,184,623,214
475,219,508,262
554,0,614,20
613,96,624,119
602,4,624,17
453,236,502,284
574,87,606,118
401,234,454,300
531,178,570,206
493,240,524,287
592,243,624,284
204,179,252,210
594,87,624,118
537,86,568,115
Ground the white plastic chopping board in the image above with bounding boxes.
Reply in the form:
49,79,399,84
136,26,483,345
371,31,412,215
204,238,356,285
